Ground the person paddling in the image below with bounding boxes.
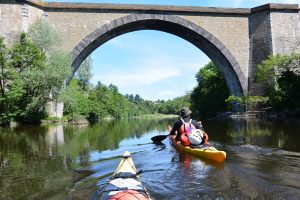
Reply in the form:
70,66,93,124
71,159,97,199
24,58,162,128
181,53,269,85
170,107,208,146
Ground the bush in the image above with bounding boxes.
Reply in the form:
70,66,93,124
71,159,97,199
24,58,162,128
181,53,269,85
255,53,300,110
225,95,268,111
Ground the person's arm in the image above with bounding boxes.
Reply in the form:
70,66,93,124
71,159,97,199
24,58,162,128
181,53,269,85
171,121,182,141
170,121,179,135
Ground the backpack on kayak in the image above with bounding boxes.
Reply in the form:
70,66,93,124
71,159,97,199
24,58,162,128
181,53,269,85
188,129,204,145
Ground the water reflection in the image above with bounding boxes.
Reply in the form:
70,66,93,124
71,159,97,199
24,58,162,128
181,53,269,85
46,125,65,158
46,125,65,146
0,118,300,199
0,118,173,199
205,118,300,151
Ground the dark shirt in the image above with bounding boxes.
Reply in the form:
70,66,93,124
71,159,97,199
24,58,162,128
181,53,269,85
170,117,202,141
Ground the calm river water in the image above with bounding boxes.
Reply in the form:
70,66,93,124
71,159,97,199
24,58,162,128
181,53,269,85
0,118,300,200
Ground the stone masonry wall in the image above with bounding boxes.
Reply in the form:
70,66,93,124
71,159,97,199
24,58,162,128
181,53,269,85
0,2,44,45
248,10,273,95
181,14,249,80
46,11,127,53
26,2,45,30
248,5,300,96
270,11,300,54
0,3,23,45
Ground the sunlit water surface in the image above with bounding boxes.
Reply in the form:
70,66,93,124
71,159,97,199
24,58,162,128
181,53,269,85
0,118,300,200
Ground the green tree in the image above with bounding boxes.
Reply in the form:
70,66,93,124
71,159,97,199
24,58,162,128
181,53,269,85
60,79,91,120
28,17,60,53
88,81,110,118
9,33,48,122
76,56,92,91
277,70,300,108
156,94,191,115
0,37,25,125
0,37,8,98
225,95,268,111
10,33,46,73
25,18,71,121
27,17,71,101
190,61,229,118
255,53,300,109
0,18,72,125
105,84,129,118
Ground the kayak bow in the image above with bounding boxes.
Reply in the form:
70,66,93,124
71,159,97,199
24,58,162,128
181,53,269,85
97,151,151,200
168,126,226,163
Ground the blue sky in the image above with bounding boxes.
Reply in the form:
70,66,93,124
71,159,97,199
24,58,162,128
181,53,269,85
46,0,300,100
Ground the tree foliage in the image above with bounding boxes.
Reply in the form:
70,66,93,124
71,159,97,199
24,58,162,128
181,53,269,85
0,18,71,125
10,33,48,121
155,94,191,115
255,53,300,109
76,56,92,91
27,17,60,53
190,61,229,118
0,37,25,125
225,95,268,111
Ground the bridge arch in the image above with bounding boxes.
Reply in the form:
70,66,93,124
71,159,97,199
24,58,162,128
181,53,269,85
70,14,247,96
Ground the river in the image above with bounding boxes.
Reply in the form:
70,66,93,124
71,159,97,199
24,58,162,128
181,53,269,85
0,118,300,199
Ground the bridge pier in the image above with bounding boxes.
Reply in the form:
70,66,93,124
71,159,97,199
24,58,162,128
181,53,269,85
248,4,300,96
47,101,64,119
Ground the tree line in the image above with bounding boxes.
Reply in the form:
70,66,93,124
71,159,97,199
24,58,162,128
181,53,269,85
61,74,190,121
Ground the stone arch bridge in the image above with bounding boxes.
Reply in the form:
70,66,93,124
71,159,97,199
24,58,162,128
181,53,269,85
1,0,300,97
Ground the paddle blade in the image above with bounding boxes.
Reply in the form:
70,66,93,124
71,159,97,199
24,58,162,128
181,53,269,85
151,135,168,143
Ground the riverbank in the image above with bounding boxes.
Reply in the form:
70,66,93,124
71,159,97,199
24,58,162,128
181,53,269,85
215,108,300,119
130,113,178,119
40,113,178,125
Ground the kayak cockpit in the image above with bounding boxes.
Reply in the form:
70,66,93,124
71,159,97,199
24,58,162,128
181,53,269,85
96,151,152,200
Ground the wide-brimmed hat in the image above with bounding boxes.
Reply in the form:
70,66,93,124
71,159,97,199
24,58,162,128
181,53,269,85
180,107,192,117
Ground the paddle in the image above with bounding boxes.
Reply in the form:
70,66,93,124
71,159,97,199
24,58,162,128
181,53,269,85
151,134,169,143
151,125,173,143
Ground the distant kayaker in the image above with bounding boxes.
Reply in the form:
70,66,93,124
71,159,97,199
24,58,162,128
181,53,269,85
170,107,208,146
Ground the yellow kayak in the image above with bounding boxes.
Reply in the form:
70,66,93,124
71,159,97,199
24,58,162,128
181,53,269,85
97,151,152,200
168,126,226,163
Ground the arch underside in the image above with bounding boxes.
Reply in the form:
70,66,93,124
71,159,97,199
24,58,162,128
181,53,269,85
71,14,247,97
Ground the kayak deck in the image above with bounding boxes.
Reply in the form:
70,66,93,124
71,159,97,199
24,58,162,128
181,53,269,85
169,135,226,162
97,151,151,200
168,126,226,163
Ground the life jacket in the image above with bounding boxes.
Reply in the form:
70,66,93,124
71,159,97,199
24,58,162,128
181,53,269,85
179,118,196,134
179,118,195,146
